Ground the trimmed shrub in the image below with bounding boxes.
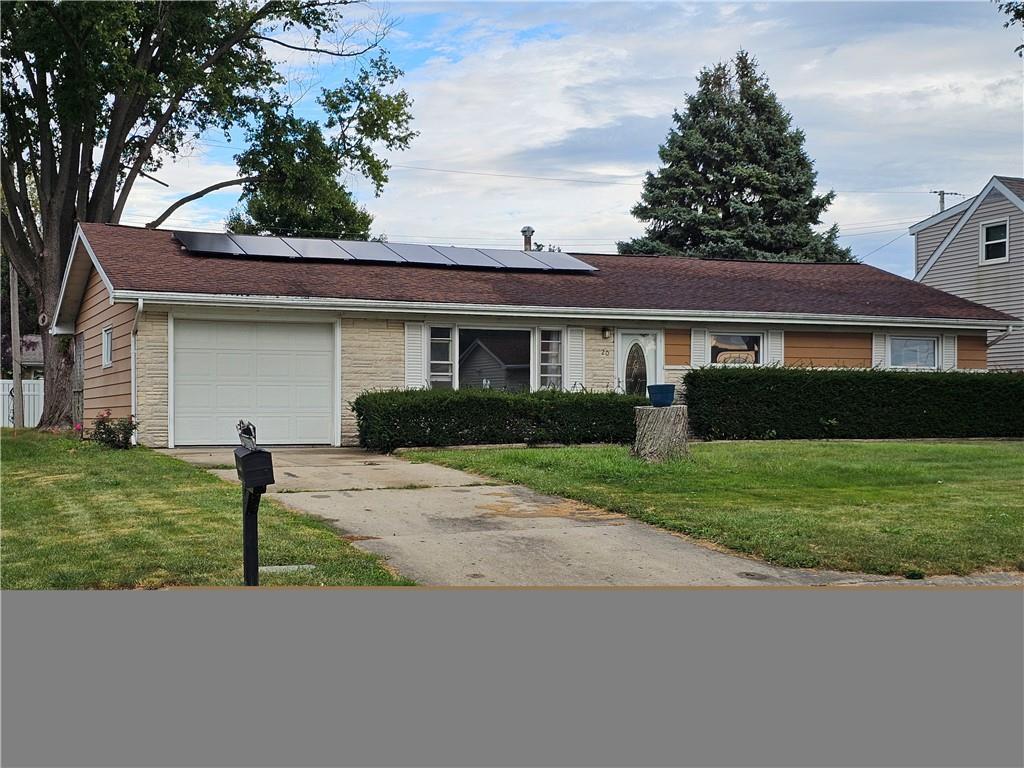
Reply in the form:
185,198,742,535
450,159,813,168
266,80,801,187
352,389,646,452
683,367,1024,440
91,409,138,449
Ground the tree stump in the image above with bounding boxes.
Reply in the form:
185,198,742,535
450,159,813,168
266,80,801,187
632,405,689,462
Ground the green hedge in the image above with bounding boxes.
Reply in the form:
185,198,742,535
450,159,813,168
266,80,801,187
684,366,1024,440
352,389,646,452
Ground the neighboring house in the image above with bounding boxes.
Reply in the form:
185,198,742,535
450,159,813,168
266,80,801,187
19,335,44,378
457,332,531,391
911,175,1024,370
51,224,1019,447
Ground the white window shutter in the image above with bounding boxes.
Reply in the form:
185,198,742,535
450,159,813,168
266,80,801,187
690,328,708,367
566,327,585,390
405,322,426,388
872,333,887,368
941,335,957,370
766,330,784,365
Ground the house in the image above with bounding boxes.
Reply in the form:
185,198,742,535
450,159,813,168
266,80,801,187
18,335,45,378
911,175,1024,370
51,223,1019,447
457,331,532,391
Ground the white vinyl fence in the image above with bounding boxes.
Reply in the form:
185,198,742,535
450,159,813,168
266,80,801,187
1,379,45,428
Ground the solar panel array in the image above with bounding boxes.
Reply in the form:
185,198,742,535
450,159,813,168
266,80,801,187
172,231,596,272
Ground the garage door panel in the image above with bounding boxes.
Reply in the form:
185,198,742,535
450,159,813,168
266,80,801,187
173,319,334,445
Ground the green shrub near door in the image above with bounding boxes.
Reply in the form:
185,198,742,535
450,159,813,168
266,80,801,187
352,389,646,453
683,367,1024,440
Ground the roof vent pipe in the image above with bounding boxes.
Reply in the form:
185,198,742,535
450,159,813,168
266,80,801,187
521,226,535,251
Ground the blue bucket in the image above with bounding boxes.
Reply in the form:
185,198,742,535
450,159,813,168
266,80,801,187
647,384,676,407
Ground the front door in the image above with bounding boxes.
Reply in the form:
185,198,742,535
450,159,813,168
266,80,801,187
617,331,658,396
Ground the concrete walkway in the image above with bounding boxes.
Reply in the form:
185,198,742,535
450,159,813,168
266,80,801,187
167,447,1024,587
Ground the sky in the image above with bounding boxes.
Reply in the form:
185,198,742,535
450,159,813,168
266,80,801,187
120,1,1024,278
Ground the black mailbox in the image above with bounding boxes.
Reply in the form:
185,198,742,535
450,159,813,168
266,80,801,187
235,420,274,586
234,445,275,489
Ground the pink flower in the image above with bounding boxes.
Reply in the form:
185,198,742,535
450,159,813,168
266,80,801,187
74,423,83,432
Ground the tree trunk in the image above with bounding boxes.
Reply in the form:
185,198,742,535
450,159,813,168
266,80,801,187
632,405,689,462
38,329,74,429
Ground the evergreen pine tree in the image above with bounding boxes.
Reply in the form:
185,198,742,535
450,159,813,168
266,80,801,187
619,51,852,262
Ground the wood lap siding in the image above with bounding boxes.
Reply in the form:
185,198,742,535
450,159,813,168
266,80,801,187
956,335,987,369
75,269,134,424
665,329,691,366
784,332,872,368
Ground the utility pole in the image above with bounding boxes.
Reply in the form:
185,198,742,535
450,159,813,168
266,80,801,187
930,190,964,212
8,262,24,428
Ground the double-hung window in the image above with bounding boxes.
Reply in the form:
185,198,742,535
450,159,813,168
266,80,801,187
709,333,762,365
539,330,563,389
980,220,1008,264
429,327,454,389
101,326,113,368
889,337,937,370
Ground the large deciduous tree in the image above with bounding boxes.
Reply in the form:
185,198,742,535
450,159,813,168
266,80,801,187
618,50,852,263
1,1,415,427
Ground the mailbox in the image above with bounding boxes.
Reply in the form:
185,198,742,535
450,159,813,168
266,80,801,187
235,420,274,586
234,445,275,489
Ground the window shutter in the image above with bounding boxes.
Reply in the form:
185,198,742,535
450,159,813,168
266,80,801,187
941,335,957,370
872,333,887,367
690,328,708,367
566,327,585,390
766,330,784,365
405,322,425,388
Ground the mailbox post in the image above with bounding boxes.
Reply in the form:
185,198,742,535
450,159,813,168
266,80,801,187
234,420,275,586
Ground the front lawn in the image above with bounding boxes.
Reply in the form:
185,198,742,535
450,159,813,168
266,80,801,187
409,441,1024,576
1,430,412,588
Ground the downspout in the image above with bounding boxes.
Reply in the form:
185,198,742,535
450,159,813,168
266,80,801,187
985,324,1019,349
130,298,144,445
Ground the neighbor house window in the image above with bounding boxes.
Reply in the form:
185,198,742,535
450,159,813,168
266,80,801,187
709,333,762,365
980,220,1008,263
429,327,453,389
101,327,113,368
457,329,531,392
889,337,937,369
539,330,563,389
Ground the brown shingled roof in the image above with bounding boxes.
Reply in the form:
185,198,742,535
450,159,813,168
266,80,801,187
78,223,1016,322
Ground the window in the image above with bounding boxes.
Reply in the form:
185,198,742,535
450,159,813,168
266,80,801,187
458,329,531,391
429,327,453,389
889,337,937,369
101,327,113,368
539,330,563,389
980,220,1008,264
709,333,762,365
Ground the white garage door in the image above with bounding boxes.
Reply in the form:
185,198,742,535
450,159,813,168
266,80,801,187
173,319,335,445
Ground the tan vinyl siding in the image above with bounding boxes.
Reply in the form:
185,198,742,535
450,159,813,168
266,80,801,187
784,331,872,368
918,189,1023,369
914,216,958,274
74,269,135,426
956,335,987,369
664,329,691,366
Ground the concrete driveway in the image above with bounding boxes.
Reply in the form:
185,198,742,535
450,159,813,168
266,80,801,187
167,447,1022,587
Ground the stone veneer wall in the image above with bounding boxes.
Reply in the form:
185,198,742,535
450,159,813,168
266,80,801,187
584,326,616,391
135,310,169,447
340,317,406,445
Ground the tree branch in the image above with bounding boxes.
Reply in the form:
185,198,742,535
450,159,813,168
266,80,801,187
256,35,379,58
145,176,259,229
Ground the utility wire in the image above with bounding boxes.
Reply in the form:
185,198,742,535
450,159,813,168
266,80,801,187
858,232,908,259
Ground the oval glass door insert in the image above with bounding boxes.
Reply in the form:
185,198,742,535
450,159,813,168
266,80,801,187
625,342,648,396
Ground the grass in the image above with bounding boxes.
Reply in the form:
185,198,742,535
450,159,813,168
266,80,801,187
408,441,1024,576
1,430,413,589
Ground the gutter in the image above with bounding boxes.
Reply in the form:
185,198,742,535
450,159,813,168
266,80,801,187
111,289,1016,332
130,298,143,445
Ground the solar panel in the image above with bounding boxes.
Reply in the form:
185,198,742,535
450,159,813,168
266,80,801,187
431,246,502,269
385,242,457,266
227,234,301,259
476,249,550,270
527,251,597,272
174,231,244,255
281,237,353,260
335,240,405,263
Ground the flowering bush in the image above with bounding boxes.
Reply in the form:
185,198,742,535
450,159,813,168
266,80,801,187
91,410,137,449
